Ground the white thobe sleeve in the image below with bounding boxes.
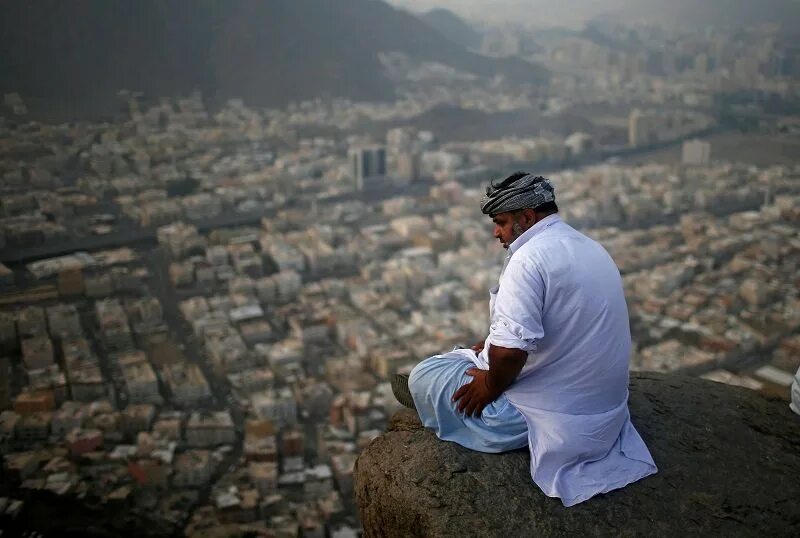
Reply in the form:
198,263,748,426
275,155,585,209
488,257,544,353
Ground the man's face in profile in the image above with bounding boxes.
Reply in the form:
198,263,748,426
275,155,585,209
491,210,529,249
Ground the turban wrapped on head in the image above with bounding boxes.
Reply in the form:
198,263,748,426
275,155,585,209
480,173,555,216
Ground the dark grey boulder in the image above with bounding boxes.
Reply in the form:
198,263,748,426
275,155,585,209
355,372,800,537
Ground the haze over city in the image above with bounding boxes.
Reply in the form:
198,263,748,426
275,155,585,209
389,0,800,28
0,0,798,536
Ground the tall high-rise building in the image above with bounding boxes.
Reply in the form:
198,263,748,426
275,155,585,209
628,109,662,148
349,145,386,190
682,139,711,166
394,153,420,183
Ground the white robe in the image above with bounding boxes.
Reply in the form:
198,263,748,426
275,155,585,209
472,214,657,506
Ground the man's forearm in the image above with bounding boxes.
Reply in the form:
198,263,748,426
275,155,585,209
486,344,528,395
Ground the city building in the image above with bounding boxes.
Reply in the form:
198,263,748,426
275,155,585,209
0,357,11,410
185,411,236,448
173,449,214,488
252,389,297,428
682,139,712,166
349,145,387,190
119,352,162,405
161,363,211,407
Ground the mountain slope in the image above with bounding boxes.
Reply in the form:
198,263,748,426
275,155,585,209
419,8,483,50
0,0,547,120
390,0,800,31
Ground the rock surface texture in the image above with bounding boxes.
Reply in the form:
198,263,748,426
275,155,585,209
355,372,800,537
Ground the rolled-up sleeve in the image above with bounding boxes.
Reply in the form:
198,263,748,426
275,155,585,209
488,258,544,352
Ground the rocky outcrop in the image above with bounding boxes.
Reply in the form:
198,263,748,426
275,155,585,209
355,372,800,537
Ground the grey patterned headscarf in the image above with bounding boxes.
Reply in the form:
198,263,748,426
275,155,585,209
480,173,555,216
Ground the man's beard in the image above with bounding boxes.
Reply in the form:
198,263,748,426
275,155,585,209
510,221,526,243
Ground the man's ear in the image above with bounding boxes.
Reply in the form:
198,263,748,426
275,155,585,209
522,208,538,226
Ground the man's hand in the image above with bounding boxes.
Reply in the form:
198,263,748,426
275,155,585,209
453,345,528,418
470,340,485,354
452,368,501,418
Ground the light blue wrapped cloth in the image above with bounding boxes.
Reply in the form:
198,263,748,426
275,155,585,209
410,351,527,453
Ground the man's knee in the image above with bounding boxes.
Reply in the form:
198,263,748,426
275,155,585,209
409,355,443,395
408,359,428,395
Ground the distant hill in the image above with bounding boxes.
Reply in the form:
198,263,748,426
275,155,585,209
592,0,800,29
419,8,483,50
390,0,800,31
0,0,547,121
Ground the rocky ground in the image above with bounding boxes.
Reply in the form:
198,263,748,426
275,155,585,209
355,372,800,537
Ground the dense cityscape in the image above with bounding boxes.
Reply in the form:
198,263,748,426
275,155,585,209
0,9,799,538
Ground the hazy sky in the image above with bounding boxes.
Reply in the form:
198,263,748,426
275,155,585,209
387,0,800,29
386,0,627,28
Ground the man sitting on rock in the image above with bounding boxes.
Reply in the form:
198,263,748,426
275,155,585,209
393,172,658,507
